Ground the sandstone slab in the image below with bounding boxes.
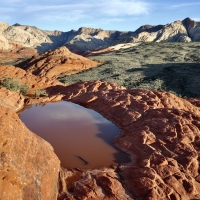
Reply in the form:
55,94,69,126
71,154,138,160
39,81,200,199
0,104,60,200
1,80,200,199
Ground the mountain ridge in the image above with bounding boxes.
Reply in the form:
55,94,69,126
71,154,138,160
0,17,200,54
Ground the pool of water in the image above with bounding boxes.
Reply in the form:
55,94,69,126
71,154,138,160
18,101,129,169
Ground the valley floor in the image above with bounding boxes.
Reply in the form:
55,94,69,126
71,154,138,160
59,42,200,98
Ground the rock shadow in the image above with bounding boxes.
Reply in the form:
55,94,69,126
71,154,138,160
125,62,200,97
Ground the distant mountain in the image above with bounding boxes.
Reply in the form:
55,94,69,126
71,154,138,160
0,17,200,54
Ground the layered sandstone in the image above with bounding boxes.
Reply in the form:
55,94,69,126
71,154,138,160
0,18,200,54
24,46,99,78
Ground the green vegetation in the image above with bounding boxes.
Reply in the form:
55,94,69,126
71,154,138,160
0,76,30,95
35,89,48,97
58,42,200,98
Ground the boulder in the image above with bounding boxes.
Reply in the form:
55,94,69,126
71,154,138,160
0,103,60,199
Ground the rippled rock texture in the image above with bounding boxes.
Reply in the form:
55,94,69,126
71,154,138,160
50,81,200,199
1,80,200,199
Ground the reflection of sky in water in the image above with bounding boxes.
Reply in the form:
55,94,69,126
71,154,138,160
38,101,110,124
19,101,128,169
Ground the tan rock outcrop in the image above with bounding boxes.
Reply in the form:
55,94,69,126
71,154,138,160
24,46,99,78
3,25,53,48
1,18,199,55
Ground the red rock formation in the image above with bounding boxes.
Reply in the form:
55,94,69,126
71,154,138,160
0,100,60,199
0,65,63,94
187,97,200,108
24,46,99,78
1,80,200,199
30,81,200,199
0,86,24,111
0,44,37,65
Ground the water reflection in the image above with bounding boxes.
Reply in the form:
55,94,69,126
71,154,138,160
18,101,129,169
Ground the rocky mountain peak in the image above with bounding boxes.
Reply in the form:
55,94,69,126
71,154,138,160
78,27,103,34
0,22,9,33
0,18,200,54
45,46,70,55
135,24,164,33
24,46,98,78
12,23,22,26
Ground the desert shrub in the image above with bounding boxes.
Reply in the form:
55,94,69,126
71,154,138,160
0,76,30,95
35,89,48,97
19,83,30,95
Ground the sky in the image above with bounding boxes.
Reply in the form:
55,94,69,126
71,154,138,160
1,0,200,32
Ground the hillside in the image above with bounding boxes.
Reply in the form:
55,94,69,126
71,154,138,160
23,46,98,78
59,42,200,98
0,18,200,55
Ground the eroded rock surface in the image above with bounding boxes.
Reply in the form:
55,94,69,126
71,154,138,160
58,168,132,200
1,79,200,199
0,86,24,111
0,102,60,199
31,80,200,200
0,65,63,94
0,18,200,54
24,46,98,78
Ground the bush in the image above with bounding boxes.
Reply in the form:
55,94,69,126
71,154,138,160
0,76,30,95
19,83,30,95
35,89,48,97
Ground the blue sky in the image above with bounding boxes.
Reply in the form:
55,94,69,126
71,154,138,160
1,0,200,31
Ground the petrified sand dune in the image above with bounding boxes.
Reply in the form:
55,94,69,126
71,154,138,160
24,46,98,78
0,89,60,200
0,65,63,94
23,80,200,199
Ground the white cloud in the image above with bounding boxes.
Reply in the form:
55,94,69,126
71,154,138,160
0,0,153,29
100,17,138,25
171,2,200,8
191,18,200,21
98,0,151,16
24,0,151,20
39,11,89,23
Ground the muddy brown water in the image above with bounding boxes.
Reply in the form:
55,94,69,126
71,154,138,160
18,101,129,169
